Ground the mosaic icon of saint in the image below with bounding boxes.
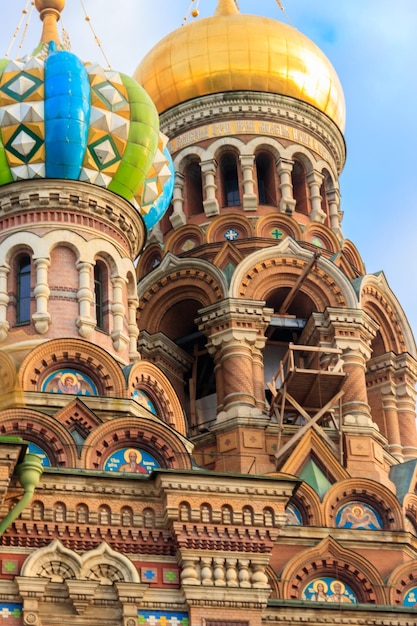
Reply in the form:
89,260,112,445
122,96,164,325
118,449,148,474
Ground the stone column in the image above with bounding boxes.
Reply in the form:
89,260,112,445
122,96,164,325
327,186,343,238
240,154,257,211
307,170,326,223
277,157,296,215
170,171,187,229
111,276,129,352
75,260,95,339
201,159,219,216
32,257,51,335
197,299,271,420
0,265,9,342
394,353,417,459
127,294,140,361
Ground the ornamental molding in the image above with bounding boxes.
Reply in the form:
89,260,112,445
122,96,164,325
0,179,145,257
161,91,345,175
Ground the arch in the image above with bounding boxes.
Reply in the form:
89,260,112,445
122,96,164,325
286,480,324,526
81,416,193,471
164,225,205,256
127,360,186,435
206,214,254,244
303,223,341,254
0,408,78,467
0,350,18,396
387,560,417,605
19,338,127,397
256,214,303,242
221,504,233,524
341,240,366,276
322,478,404,531
280,536,386,604
21,538,82,581
230,238,358,310
137,254,227,334
360,273,415,356
135,243,163,280
200,502,212,523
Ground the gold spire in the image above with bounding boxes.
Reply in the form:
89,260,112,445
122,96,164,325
214,0,239,16
35,0,65,45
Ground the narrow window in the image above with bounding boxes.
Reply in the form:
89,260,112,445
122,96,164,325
185,160,203,216
221,154,240,206
94,264,104,330
17,255,31,324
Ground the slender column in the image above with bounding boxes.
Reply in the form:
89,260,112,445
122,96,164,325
394,353,417,459
0,266,9,342
277,157,296,214
127,295,140,361
201,159,219,216
327,186,342,236
240,154,257,210
75,261,95,339
111,276,129,352
32,257,51,335
170,172,186,229
307,170,326,223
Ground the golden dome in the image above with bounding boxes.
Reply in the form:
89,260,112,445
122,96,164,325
134,0,345,131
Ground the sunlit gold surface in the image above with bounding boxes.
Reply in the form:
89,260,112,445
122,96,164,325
135,13,345,131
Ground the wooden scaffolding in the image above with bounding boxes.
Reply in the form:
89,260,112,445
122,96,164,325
267,343,347,465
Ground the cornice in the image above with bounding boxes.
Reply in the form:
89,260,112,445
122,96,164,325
0,179,146,258
160,91,346,174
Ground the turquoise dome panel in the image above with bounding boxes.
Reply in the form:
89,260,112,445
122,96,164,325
44,44,90,179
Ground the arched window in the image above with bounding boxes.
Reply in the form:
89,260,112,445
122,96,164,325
185,160,203,217
76,503,89,524
256,152,276,205
291,160,309,216
99,505,111,525
54,502,66,523
220,153,240,207
17,254,31,324
94,263,104,330
121,506,133,527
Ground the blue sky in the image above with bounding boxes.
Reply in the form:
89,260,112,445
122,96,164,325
2,0,417,339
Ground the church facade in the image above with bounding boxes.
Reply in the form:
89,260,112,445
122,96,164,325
0,1,416,625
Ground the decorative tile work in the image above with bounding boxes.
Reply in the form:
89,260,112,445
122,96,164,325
141,567,158,583
1,560,19,576
224,228,239,241
138,611,188,626
162,568,179,584
0,603,22,623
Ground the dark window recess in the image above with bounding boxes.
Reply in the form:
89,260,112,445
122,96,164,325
17,255,31,324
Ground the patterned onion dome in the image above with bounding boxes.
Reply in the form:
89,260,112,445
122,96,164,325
0,0,174,231
134,0,346,132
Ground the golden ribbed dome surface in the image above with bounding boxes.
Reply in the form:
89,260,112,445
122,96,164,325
134,3,346,131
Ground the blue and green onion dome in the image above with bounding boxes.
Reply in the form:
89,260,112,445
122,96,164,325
0,0,173,231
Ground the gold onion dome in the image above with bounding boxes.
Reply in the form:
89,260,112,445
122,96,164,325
134,0,346,132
